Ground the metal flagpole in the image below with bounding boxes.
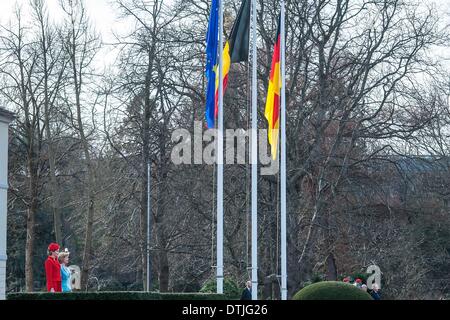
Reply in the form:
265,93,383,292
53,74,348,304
217,0,224,294
147,161,151,292
280,0,288,301
251,0,258,301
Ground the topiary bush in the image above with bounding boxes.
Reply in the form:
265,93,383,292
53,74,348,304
293,281,373,300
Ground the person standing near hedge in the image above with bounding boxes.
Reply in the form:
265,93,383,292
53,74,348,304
45,243,62,292
370,283,381,300
58,250,72,293
240,281,252,300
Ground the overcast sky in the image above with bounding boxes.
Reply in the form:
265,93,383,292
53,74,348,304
0,0,449,70
0,0,119,40
0,0,129,71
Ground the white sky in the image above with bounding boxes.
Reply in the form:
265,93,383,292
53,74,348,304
0,0,129,71
0,0,121,40
0,0,120,39
0,0,449,70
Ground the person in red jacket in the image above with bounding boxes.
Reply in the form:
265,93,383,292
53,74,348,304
45,243,62,292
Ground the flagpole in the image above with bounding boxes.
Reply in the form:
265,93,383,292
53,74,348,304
217,0,224,294
147,161,151,292
251,0,258,301
280,0,288,301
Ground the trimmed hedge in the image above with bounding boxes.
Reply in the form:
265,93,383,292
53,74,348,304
160,293,230,300
293,281,373,300
7,291,230,300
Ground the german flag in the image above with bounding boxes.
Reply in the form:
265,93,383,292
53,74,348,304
265,19,281,160
213,0,250,121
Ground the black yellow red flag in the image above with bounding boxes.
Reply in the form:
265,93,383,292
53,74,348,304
214,0,251,119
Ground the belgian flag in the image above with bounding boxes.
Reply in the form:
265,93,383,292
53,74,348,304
213,0,251,123
264,18,281,160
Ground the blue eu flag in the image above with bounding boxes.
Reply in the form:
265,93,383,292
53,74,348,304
205,0,219,129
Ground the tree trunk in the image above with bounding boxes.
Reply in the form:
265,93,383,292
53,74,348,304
155,190,169,293
64,5,97,290
326,253,338,281
78,118,95,290
140,92,151,291
25,206,35,292
140,164,148,291
49,158,62,244
70,46,95,291
139,46,155,291
44,73,62,245
325,208,337,281
80,181,95,290
158,250,169,292
25,157,38,292
155,156,169,292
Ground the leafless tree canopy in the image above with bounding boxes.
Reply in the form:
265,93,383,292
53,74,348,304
1,0,449,299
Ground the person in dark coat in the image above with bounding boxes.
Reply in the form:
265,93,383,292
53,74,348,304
240,281,252,300
370,283,381,300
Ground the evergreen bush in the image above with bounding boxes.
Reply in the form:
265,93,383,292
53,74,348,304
293,281,373,300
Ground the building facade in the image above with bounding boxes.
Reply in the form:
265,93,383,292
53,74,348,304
0,108,14,300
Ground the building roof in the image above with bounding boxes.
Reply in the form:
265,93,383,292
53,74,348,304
0,107,15,123
396,156,449,173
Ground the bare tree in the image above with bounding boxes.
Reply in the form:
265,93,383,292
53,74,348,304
279,0,448,294
0,7,44,292
31,0,67,245
60,0,101,290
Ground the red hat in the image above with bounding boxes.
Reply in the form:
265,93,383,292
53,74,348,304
48,243,60,252
356,278,362,283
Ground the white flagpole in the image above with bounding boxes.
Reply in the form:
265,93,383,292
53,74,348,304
217,0,224,294
251,0,258,301
280,0,288,301
147,161,151,292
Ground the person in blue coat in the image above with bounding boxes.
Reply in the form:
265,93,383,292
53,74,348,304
58,250,72,293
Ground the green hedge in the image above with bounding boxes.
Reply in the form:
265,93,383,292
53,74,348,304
293,281,373,300
7,291,230,300
160,293,231,300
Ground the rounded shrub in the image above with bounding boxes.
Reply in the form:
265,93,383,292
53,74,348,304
293,281,373,300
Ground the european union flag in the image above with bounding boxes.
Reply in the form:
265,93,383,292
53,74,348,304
205,0,219,129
